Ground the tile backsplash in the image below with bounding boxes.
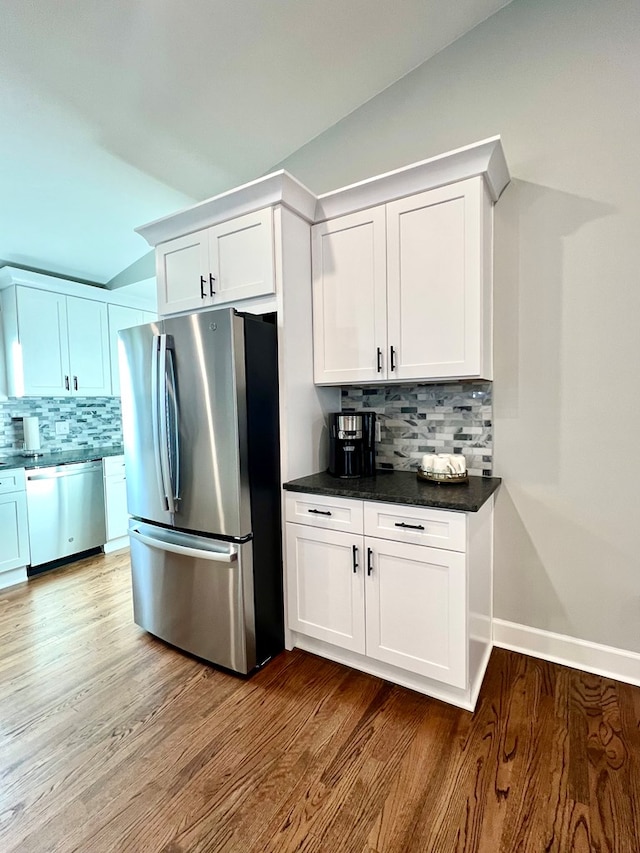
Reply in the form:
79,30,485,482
0,397,123,458
341,383,493,476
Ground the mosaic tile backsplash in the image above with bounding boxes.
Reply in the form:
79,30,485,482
0,397,123,459
341,383,493,477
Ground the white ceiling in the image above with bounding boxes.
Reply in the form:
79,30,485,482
0,0,512,285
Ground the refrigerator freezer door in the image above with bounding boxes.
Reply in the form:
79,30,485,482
129,522,256,673
119,309,250,538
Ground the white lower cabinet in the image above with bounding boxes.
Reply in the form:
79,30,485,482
0,468,29,588
285,491,493,710
286,524,365,653
103,456,129,552
364,537,466,688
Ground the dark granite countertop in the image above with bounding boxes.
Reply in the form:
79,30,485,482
0,445,124,471
283,470,501,512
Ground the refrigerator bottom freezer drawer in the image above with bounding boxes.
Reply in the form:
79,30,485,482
129,523,256,674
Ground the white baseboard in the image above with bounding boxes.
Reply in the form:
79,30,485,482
0,566,28,591
493,618,640,688
103,537,130,554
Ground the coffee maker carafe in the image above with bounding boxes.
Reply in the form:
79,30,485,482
328,412,376,478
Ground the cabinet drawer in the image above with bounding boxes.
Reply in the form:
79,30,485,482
285,492,363,534
0,468,26,495
364,501,466,552
103,455,126,477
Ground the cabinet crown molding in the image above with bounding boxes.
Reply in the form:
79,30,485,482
0,267,155,311
135,136,509,248
135,170,318,248
314,135,509,223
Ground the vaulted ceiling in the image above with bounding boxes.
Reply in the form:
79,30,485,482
0,0,512,286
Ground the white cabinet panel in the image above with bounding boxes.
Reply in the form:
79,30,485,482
387,179,483,380
285,491,363,534
156,230,211,315
0,468,26,494
209,208,274,304
103,455,129,547
286,522,365,654
105,475,128,541
363,501,466,552
107,304,145,396
66,296,111,396
312,207,387,384
16,288,69,396
103,455,127,478
0,490,29,573
364,537,466,688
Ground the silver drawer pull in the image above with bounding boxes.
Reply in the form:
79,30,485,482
308,508,332,516
395,521,425,530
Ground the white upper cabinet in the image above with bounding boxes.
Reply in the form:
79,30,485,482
4,287,110,397
155,208,274,316
14,288,69,396
65,295,111,396
313,176,493,384
107,304,146,396
312,207,387,384
156,230,212,315
386,178,488,381
208,209,275,305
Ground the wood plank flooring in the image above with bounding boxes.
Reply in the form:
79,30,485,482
1,551,639,852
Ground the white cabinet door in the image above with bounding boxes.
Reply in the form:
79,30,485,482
104,474,129,541
156,230,211,315
16,287,69,396
312,207,387,384
386,178,484,380
0,492,29,572
286,522,365,654
364,537,467,688
66,296,111,396
107,304,144,396
208,209,275,305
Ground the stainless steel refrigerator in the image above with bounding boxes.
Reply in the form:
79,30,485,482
118,307,282,674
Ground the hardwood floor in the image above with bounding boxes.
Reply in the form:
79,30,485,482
1,551,639,852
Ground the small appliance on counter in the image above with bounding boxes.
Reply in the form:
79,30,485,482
328,412,376,478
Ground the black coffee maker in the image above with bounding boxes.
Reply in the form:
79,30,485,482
328,412,376,478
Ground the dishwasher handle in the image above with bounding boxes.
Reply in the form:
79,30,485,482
27,463,103,481
129,527,238,563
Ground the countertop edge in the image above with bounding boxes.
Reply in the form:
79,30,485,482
283,472,502,513
0,446,125,471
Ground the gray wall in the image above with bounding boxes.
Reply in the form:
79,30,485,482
277,0,640,653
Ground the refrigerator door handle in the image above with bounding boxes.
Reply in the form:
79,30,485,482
129,527,238,563
166,340,181,508
157,334,177,514
151,335,170,511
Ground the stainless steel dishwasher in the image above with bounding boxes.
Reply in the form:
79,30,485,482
26,460,106,567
